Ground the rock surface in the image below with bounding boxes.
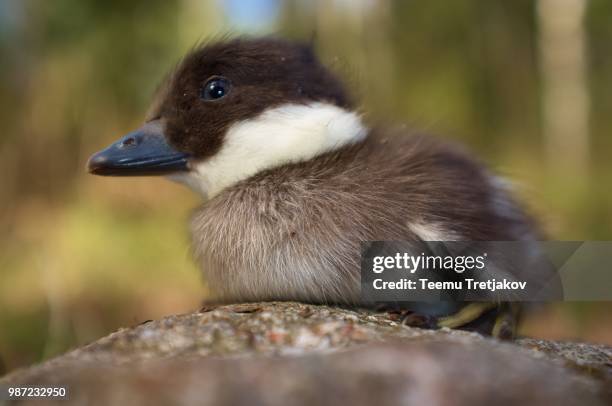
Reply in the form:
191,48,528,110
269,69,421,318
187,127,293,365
1,302,610,405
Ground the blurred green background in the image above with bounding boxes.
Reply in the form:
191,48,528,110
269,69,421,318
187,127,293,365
1,0,611,375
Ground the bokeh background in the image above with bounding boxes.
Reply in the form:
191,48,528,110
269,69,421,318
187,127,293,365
1,0,611,375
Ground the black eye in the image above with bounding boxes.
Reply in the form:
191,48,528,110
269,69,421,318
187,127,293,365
201,77,230,101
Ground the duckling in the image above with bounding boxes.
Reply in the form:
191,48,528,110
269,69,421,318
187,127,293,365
88,37,536,338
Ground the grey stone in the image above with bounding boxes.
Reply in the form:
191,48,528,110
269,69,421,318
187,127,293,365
1,302,610,405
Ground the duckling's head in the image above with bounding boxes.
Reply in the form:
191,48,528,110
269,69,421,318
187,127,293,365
88,37,367,198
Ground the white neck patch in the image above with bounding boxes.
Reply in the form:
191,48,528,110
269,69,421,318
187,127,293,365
170,102,367,199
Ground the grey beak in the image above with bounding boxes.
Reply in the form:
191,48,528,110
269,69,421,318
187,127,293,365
87,121,189,176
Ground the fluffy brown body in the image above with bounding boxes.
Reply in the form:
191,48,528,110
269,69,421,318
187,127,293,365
191,131,536,305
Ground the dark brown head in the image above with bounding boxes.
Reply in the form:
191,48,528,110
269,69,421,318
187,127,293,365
87,37,366,198
157,37,352,159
